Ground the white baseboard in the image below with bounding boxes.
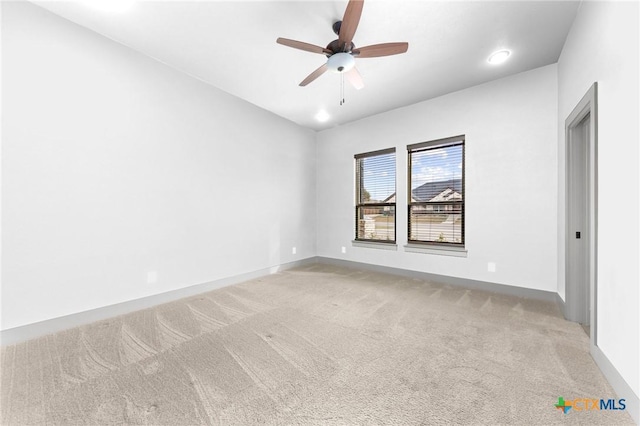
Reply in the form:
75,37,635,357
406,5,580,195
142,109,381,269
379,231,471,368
0,256,558,345
0,257,316,346
591,344,639,424
317,256,558,302
556,292,567,317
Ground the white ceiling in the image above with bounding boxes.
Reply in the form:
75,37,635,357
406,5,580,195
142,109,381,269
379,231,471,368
33,1,581,131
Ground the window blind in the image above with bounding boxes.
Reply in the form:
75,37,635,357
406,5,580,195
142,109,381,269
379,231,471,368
355,148,396,242
407,136,465,245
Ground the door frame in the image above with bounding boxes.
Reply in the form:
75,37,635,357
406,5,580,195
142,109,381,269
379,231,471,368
564,82,598,347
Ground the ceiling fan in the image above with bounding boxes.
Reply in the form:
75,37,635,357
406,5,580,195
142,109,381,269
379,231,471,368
276,0,408,90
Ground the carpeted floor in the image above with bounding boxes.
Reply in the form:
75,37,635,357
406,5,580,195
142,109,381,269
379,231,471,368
0,263,633,425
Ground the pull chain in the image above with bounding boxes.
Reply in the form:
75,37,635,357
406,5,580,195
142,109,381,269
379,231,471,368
340,73,345,106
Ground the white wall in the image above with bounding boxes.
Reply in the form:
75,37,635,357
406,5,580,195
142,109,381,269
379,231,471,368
1,2,316,330
317,65,558,292
557,1,639,397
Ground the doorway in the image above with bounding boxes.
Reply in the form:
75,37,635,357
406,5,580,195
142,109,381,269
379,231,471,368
564,83,597,346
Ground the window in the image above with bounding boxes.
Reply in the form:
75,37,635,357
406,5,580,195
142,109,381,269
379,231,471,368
408,135,465,246
355,148,396,243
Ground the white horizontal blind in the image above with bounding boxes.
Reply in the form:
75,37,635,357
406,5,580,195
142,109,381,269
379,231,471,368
355,148,396,242
408,136,464,245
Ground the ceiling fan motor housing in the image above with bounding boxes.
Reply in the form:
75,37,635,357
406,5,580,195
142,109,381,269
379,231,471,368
326,39,355,55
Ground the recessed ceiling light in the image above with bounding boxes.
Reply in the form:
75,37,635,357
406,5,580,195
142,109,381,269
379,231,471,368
85,0,136,13
315,110,330,123
487,50,511,65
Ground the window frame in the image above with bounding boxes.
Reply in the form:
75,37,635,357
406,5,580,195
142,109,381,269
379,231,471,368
354,147,397,244
407,135,465,247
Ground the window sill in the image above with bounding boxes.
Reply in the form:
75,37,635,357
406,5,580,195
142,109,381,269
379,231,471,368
404,243,467,257
352,240,398,251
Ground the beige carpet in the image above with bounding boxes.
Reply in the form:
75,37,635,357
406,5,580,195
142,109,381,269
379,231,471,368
1,263,633,425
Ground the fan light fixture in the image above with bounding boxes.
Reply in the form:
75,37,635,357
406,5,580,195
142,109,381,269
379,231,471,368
488,50,511,65
327,53,355,73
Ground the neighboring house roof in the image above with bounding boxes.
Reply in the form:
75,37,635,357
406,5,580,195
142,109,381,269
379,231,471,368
412,179,462,202
384,194,418,203
429,187,462,202
380,179,463,204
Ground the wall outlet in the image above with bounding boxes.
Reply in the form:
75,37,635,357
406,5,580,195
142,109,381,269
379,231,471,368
292,247,297,255
341,246,346,254
487,262,496,273
147,271,158,284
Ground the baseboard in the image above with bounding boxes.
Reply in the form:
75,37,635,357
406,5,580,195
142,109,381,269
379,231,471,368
316,256,558,302
0,257,317,347
556,292,567,317
0,256,557,346
591,345,639,424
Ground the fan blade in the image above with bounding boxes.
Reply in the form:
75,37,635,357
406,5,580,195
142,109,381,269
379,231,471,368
299,63,329,86
277,38,332,55
353,42,409,58
338,0,364,50
346,67,364,90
